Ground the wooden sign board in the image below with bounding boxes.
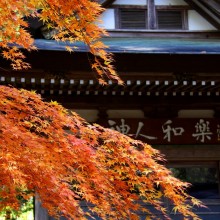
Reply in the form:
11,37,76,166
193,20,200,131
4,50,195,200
101,118,220,145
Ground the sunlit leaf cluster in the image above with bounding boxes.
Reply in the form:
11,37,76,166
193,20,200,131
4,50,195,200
0,0,122,84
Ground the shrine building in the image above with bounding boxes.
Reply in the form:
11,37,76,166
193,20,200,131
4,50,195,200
1,0,220,219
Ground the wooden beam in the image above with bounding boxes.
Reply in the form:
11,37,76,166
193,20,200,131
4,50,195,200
148,0,156,29
108,30,220,38
198,0,220,19
101,0,115,8
157,145,220,161
46,95,220,110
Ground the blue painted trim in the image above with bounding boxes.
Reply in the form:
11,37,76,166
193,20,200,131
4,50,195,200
34,38,220,54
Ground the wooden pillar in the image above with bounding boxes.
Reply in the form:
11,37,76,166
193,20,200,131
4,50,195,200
148,0,156,29
34,197,49,220
218,161,220,198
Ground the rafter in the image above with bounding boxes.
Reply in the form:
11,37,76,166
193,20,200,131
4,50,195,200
99,0,115,7
184,0,220,29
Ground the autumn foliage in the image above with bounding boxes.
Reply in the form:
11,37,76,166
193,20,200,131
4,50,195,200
0,86,203,219
0,0,205,219
0,0,121,84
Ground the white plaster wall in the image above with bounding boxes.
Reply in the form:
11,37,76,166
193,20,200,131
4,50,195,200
178,110,214,118
155,0,187,5
113,0,147,5
188,10,217,30
99,9,115,29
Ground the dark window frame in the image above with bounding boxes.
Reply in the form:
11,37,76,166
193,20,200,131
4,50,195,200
156,8,188,30
118,8,148,29
114,5,189,30
114,5,148,30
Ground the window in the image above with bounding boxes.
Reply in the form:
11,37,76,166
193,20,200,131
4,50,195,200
157,11,184,30
116,7,187,30
119,9,147,29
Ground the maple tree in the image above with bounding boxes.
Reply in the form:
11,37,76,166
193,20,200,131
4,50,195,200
0,86,203,220
0,0,204,219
